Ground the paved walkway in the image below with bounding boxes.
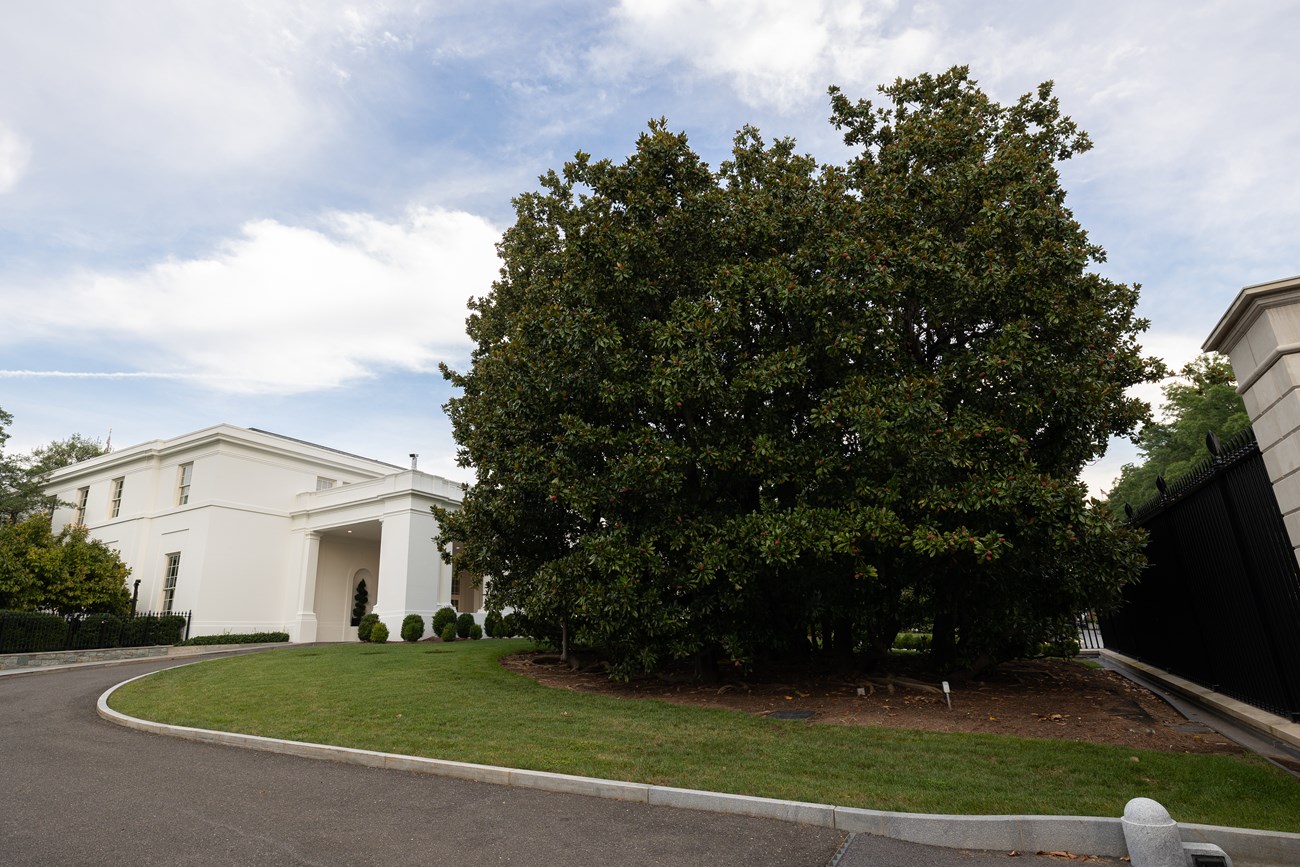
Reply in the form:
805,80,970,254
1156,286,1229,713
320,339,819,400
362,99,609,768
1,654,1098,866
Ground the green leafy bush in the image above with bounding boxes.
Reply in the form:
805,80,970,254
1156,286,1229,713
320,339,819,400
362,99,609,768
401,614,425,642
371,622,389,643
498,613,519,639
440,622,456,642
455,612,474,639
358,613,380,642
484,610,502,638
469,623,483,640
70,613,123,649
892,632,933,651
432,606,457,635
0,609,69,653
176,632,289,646
1036,637,1081,658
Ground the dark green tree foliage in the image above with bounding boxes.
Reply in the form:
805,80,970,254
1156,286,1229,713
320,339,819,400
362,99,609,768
438,67,1160,677
0,515,131,614
1107,354,1250,510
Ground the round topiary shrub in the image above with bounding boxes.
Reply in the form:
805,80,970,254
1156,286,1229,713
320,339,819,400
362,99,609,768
499,612,519,638
401,613,425,642
371,622,389,643
455,612,474,638
469,623,483,640
484,610,502,638
432,606,457,636
358,612,380,642
440,622,457,642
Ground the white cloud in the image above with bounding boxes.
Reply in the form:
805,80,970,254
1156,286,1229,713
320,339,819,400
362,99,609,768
0,2,420,179
0,124,29,192
603,0,931,111
4,207,502,394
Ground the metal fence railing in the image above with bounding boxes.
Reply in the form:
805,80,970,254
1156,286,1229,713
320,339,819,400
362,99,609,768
1102,427,1300,723
0,610,192,655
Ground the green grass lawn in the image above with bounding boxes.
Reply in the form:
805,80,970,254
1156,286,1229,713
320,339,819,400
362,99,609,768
109,640,1300,831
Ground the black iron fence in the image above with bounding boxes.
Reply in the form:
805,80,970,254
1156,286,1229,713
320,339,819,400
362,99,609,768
0,610,191,655
1101,428,1300,722
1075,610,1104,651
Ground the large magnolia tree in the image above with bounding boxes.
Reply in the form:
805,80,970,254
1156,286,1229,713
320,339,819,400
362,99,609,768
438,68,1162,677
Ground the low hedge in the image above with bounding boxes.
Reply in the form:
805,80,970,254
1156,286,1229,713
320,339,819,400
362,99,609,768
1,610,187,653
176,632,290,646
0,609,69,653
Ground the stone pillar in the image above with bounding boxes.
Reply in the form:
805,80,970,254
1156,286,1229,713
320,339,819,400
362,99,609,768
372,506,442,637
1205,274,1300,563
293,531,321,643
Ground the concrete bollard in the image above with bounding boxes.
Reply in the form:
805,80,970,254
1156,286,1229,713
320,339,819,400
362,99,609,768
1122,798,1186,867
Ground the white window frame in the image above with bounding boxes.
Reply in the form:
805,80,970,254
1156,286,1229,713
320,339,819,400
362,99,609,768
177,463,193,506
316,476,336,491
109,477,124,519
75,487,89,524
162,552,181,614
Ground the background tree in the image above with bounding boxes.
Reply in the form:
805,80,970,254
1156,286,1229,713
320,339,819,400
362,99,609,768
29,433,108,476
0,412,109,523
1106,354,1250,511
438,67,1160,678
0,515,130,614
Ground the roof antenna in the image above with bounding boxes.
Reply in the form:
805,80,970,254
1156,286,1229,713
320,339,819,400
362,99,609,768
105,428,113,452
409,453,418,471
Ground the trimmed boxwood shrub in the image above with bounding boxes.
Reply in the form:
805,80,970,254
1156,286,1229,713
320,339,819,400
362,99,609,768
431,606,457,636
498,612,520,639
455,612,474,639
358,613,380,642
469,623,482,640
176,632,289,646
371,622,389,643
440,622,456,642
401,614,425,642
483,610,502,638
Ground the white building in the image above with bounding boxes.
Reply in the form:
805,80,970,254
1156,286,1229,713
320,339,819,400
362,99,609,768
46,424,479,642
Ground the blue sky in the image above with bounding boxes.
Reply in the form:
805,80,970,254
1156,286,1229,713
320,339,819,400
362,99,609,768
1,1,1297,495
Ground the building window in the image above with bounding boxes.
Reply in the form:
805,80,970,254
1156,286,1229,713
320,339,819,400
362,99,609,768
75,487,89,524
109,477,124,518
162,553,181,614
177,463,193,505
316,477,336,491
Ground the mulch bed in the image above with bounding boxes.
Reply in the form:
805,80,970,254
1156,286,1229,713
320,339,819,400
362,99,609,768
501,651,1246,756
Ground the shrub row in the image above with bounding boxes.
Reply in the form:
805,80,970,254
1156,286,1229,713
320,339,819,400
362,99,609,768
175,632,290,646
0,610,187,654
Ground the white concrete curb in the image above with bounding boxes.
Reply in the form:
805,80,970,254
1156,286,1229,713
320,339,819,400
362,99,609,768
97,665,1300,866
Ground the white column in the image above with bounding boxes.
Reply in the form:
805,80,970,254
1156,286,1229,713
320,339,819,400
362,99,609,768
293,531,321,643
373,506,442,637
1205,274,1300,560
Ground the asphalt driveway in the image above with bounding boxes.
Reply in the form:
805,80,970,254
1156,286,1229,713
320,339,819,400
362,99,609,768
0,655,1087,866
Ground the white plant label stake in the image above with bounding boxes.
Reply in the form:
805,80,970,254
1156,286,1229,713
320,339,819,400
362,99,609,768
942,680,952,709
